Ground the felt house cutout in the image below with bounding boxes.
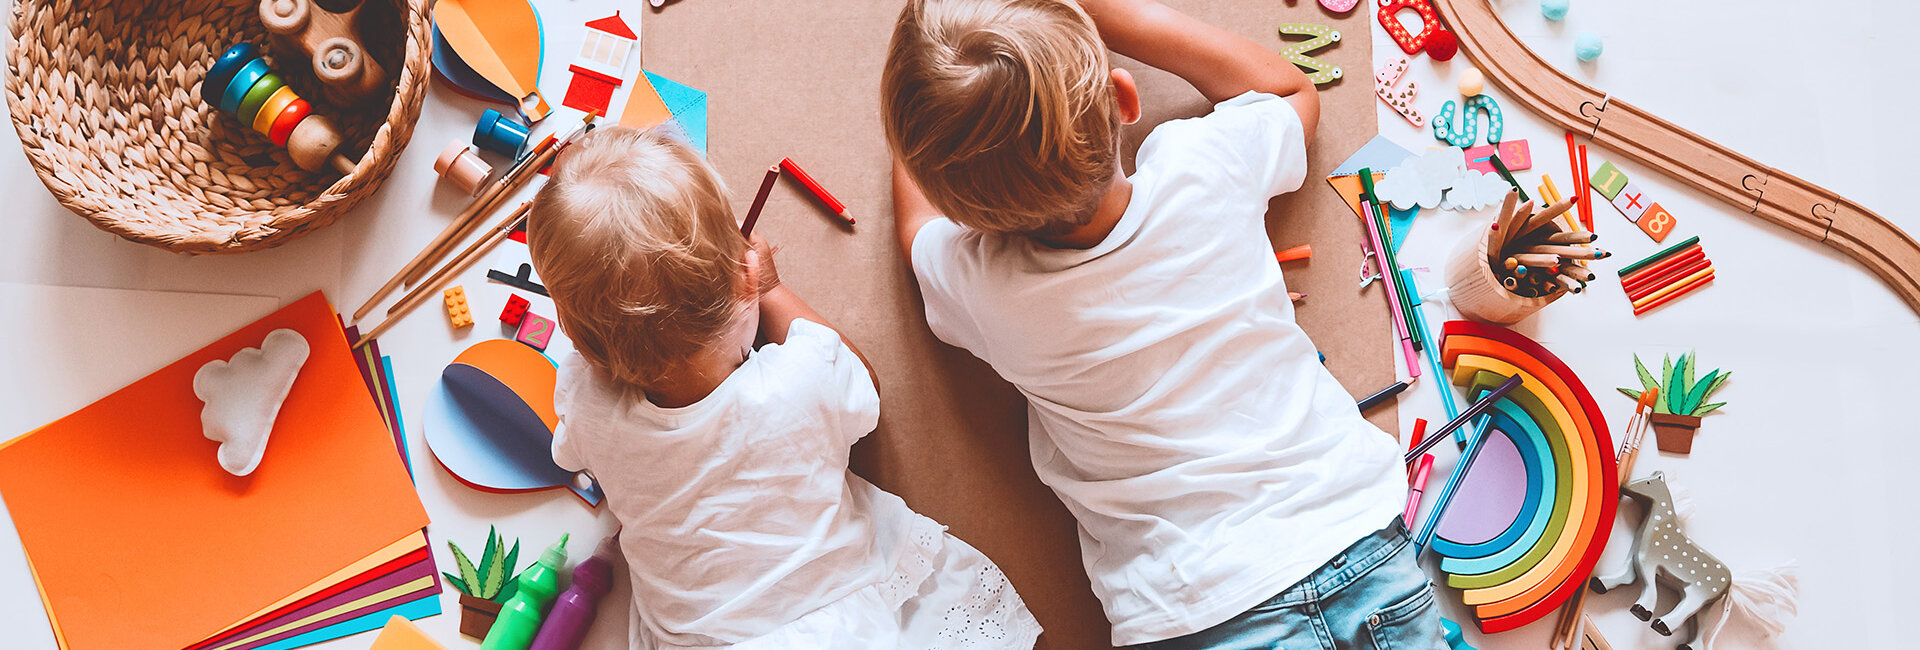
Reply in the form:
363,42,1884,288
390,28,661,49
562,12,637,116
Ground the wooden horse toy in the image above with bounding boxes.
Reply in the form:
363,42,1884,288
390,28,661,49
1591,472,1798,650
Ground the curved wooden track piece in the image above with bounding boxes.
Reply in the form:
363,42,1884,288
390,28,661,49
1432,0,1920,313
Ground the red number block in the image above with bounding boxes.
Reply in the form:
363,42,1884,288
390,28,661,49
1639,203,1677,243
515,312,555,351
500,294,530,326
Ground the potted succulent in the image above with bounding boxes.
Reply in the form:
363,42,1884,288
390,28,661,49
1617,352,1729,454
444,527,524,639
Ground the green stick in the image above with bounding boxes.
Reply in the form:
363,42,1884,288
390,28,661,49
1616,235,1702,277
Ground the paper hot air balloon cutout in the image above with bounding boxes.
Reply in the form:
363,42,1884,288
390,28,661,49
426,340,601,505
433,0,551,121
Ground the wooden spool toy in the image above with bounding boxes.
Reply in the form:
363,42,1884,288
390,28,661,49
205,43,359,174
259,0,389,105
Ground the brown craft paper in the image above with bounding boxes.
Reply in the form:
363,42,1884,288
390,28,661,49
642,2,1384,646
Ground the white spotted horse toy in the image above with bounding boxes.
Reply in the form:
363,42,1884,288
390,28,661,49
1591,472,1799,649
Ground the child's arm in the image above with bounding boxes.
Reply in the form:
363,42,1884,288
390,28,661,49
751,236,881,393
1078,0,1319,136
891,157,943,258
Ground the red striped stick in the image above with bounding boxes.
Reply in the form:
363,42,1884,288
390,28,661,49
1633,270,1715,315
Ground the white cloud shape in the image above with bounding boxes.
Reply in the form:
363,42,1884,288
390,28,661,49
1375,147,1467,210
1441,169,1516,211
193,328,310,476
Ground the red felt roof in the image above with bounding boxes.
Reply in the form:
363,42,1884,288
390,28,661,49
583,12,636,40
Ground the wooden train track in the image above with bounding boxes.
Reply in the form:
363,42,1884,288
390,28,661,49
1430,0,1920,314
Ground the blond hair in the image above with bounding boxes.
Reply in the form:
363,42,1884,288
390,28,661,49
883,0,1119,236
528,127,747,387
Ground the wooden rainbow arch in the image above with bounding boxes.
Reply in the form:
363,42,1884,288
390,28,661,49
1435,321,1618,633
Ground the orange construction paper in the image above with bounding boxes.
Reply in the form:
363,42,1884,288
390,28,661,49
0,292,430,650
618,72,674,131
435,0,550,118
452,339,559,430
216,531,426,635
370,615,447,650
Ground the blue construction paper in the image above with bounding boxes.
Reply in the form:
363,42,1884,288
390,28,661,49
430,23,518,105
1389,205,1419,253
382,357,412,480
646,71,709,154
251,594,440,650
426,362,603,504
1333,135,1416,176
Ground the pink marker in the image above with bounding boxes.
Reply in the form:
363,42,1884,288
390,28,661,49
1404,454,1434,526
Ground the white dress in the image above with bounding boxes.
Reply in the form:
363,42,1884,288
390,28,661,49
552,318,1042,649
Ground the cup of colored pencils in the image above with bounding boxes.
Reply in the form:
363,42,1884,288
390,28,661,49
1446,191,1601,324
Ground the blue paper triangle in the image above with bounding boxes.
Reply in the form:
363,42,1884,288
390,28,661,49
645,71,709,154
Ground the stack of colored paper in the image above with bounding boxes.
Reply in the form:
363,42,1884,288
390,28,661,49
0,293,435,650
345,323,412,480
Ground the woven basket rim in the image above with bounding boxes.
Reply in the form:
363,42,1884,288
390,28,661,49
5,0,432,254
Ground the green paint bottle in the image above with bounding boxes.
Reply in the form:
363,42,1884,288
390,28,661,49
479,534,569,650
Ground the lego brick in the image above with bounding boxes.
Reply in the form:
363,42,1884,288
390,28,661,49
444,286,473,328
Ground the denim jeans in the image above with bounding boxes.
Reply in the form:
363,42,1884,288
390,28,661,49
1129,519,1444,650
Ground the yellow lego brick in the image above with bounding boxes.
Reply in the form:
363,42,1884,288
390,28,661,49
443,286,472,328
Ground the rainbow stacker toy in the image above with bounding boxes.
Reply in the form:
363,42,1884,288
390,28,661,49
203,42,359,174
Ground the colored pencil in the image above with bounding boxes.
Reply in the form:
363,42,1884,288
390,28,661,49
1289,292,1307,302
1560,263,1595,281
1406,418,1429,466
1626,257,1712,301
1618,236,1703,276
1546,231,1597,244
1633,274,1716,316
1523,244,1609,260
1406,374,1522,463
1518,196,1576,234
1621,247,1706,292
740,164,781,237
780,157,854,225
1490,190,1523,255
1577,144,1594,231
1358,376,1416,412
1509,253,1563,268
1633,268,1715,312
355,202,534,347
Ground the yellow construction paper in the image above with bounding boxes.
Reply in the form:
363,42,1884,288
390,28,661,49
209,577,436,650
371,616,447,650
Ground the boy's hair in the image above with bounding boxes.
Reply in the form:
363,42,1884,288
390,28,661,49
883,0,1118,236
528,127,747,387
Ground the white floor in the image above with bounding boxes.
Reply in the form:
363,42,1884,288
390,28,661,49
0,0,1915,648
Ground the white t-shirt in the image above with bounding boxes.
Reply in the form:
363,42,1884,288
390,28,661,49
551,319,910,647
910,92,1408,645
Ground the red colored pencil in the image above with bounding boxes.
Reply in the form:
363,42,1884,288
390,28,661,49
1627,257,1712,302
1633,271,1715,315
741,164,781,237
1621,247,1707,294
780,157,853,225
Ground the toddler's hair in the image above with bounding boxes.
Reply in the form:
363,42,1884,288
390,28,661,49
528,126,747,387
883,0,1118,236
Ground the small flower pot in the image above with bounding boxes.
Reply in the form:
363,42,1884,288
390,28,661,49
459,593,503,639
1648,413,1703,455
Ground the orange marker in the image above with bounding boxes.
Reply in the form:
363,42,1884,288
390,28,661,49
779,157,853,225
1275,244,1313,263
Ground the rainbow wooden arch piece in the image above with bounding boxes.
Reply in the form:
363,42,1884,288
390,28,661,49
1435,321,1618,633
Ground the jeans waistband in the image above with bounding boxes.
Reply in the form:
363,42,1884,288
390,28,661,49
1266,517,1411,608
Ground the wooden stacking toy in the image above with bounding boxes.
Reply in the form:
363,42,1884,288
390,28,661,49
203,43,359,174
258,0,388,104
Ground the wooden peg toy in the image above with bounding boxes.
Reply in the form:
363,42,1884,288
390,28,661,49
434,141,493,195
258,0,389,104
206,43,360,175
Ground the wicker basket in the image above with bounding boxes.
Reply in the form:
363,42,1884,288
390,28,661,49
5,0,429,254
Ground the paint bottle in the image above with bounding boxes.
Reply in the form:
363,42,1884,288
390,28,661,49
528,533,619,650
480,534,569,650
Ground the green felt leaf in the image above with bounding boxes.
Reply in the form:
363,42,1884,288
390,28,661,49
1666,354,1688,414
476,528,500,593
442,572,470,597
495,573,522,604
1694,402,1726,416
1660,355,1674,387
1634,355,1659,392
1683,352,1697,394
450,541,480,598
1681,369,1718,414
1707,371,1730,399
502,542,520,585
480,538,513,598
1617,388,1643,401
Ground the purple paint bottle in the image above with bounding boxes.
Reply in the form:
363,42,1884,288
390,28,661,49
528,532,619,650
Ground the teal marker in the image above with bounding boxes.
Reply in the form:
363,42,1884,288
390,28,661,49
480,534,569,650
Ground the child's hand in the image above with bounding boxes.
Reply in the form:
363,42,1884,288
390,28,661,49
748,233,782,296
